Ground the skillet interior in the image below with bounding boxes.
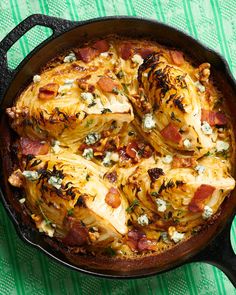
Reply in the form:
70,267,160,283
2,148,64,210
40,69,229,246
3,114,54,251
0,17,236,278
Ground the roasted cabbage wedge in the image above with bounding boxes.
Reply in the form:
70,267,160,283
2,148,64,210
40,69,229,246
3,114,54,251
7,37,235,257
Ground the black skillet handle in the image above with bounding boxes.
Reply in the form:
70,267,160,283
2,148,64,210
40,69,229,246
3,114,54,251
191,216,236,288
0,14,76,98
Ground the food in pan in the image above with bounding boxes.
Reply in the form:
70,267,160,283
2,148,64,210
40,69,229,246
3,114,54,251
7,37,235,257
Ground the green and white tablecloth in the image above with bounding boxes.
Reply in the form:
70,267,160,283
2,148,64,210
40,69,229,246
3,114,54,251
0,0,236,294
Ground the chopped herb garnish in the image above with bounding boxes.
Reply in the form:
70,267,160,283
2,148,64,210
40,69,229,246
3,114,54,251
86,174,90,181
85,119,94,128
105,246,116,256
128,131,135,136
126,199,139,213
121,83,129,94
30,159,42,168
112,87,119,94
116,70,124,79
170,112,181,122
101,108,112,114
151,192,159,197
67,208,74,216
88,101,97,108
216,149,229,159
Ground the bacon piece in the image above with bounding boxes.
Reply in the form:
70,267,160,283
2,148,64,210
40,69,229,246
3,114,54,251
138,48,155,59
105,171,117,183
126,141,138,158
118,147,130,162
126,230,146,251
38,83,59,100
63,219,88,246
128,229,146,240
188,184,216,212
148,168,164,182
20,137,49,156
137,238,157,251
126,141,153,160
170,50,185,66
201,109,227,126
119,42,133,60
215,112,227,125
105,187,121,208
126,230,156,252
76,47,99,63
97,76,118,93
92,40,109,52
160,123,182,144
172,156,196,168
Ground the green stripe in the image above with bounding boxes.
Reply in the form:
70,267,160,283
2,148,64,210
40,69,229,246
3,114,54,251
9,0,27,58
95,0,103,18
184,264,197,295
124,0,132,15
182,0,195,36
100,278,107,295
152,0,161,21
71,272,83,295
213,266,224,295
66,0,75,21
37,254,53,295
215,0,232,67
185,0,198,38
100,0,106,16
1,207,23,295
70,0,79,20
127,0,136,16
157,0,166,22
210,0,226,57
12,0,31,54
156,274,168,295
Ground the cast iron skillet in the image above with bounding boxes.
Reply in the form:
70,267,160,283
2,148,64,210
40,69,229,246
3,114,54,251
0,14,235,285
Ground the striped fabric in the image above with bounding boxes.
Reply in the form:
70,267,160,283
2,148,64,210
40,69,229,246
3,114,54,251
0,0,235,294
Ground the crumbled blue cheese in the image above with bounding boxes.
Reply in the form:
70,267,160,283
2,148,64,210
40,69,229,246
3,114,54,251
64,79,75,85
142,113,156,131
19,198,26,204
162,155,173,164
80,92,94,105
161,232,169,243
52,140,61,154
156,198,167,212
38,220,55,237
33,75,41,83
195,165,205,174
202,206,213,220
183,138,192,148
82,148,94,160
194,81,205,93
58,79,74,93
170,231,185,243
201,121,212,135
22,170,39,181
110,152,119,162
100,52,109,57
102,152,112,167
85,133,101,145
131,54,143,64
48,176,62,190
137,214,149,226
63,52,76,63
216,140,229,152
